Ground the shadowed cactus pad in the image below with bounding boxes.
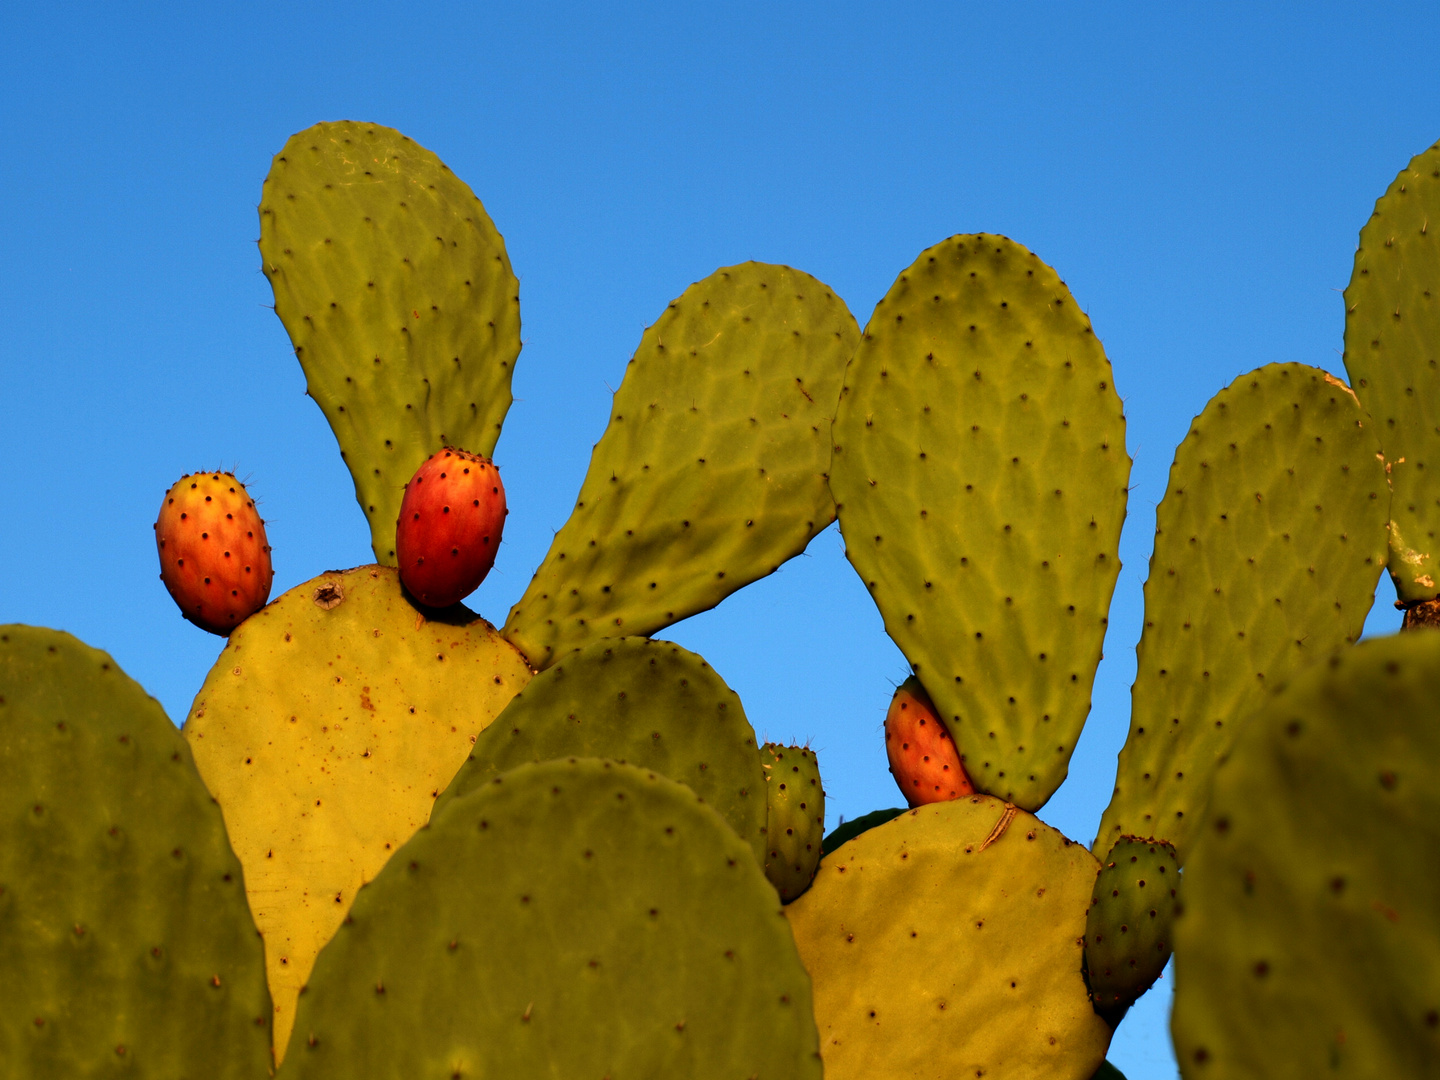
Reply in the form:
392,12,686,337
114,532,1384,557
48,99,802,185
1172,633,1440,1078
435,636,767,864
831,234,1129,810
760,743,825,902
0,627,272,1078
1096,364,1387,861
1343,139,1440,604
503,263,859,668
259,121,521,564
1084,836,1179,1025
283,759,822,1080
183,565,531,1062
785,795,1110,1080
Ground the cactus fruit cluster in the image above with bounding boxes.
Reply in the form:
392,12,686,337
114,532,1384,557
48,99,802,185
5,120,1440,1079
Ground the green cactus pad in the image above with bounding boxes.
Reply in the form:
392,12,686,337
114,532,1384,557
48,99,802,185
830,234,1130,810
282,758,822,1080
1172,633,1440,1078
1343,140,1440,603
0,626,271,1078
785,795,1111,1080
259,121,521,564
760,743,825,902
183,564,532,1062
1096,364,1387,861
434,635,767,864
1084,836,1179,1025
502,263,859,668
820,807,905,856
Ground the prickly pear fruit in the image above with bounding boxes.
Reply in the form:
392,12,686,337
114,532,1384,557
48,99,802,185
395,447,506,608
1084,836,1180,1027
884,676,973,806
155,471,273,635
760,743,826,902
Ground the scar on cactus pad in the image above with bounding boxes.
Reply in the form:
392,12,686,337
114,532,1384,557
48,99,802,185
396,447,506,607
154,471,273,634
885,676,974,806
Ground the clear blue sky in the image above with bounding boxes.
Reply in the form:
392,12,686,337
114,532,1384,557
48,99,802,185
3,4,1437,1076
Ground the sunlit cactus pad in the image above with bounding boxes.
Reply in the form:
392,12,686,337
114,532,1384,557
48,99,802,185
283,758,822,1080
435,635,767,864
259,120,521,563
0,627,271,1078
184,565,531,1061
1097,364,1387,861
785,795,1110,1080
1172,632,1440,1078
503,262,859,668
831,234,1129,810
1343,139,1440,602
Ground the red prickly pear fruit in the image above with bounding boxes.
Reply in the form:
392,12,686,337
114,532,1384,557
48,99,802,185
396,447,506,608
884,675,974,807
155,471,274,636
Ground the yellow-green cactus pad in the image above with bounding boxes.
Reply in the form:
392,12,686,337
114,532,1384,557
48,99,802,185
1172,633,1440,1077
183,565,531,1062
435,636,768,864
785,795,1110,1080
0,627,272,1078
259,121,521,563
283,759,822,1080
1343,140,1440,603
502,263,858,669
830,235,1130,810
1096,364,1387,861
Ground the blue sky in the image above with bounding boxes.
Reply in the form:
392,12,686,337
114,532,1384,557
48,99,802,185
4,4,1438,1075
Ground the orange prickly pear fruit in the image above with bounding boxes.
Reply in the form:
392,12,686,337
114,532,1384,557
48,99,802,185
155,471,274,635
396,447,507,608
884,675,974,806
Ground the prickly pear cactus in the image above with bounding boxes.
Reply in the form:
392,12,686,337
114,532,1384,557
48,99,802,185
282,759,823,1080
820,806,905,856
1084,836,1179,1026
760,743,825,902
830,234,1130,811
1172,633,1440,1077
183,564,531,1062
1095,364,1388,861
502,263,859,669
259,121,521,564
435,635,768,864
1342,139,1440,607
0,627,272,1078
785,796,1111,1080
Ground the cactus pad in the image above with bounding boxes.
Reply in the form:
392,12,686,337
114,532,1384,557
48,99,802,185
830,234,1130,810
0,626,271,1078
1096,364,1387,861
502,263,858,668
1084,836,1179,1025
283,758,822,1080
259,121,521,563
820,807,905,856
1342,140,1440,603
760,743,825,902
785,794,1111,1080
1172,633,1440,1077
183,565,531,1061
435,636,767,863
